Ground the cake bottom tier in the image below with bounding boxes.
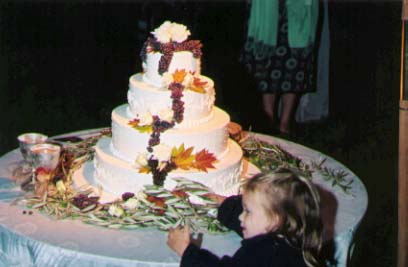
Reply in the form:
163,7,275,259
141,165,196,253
93,137,243,197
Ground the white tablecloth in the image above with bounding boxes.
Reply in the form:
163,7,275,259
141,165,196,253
0,129,368,267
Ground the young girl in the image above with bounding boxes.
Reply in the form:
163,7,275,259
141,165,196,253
167,168,324,267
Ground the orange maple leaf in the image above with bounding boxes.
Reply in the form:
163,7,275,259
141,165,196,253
138,165,151,174
189,77,207,93
128,119,140,127
171,144,195,170
192,149,217,172
172,69,187,83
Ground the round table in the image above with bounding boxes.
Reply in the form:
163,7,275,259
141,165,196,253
0,129,368,267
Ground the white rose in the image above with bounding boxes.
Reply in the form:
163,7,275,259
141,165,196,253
170,23,191,43
123,198,139,210
158,108,174,123
152,143,172,162
151,21,172,43
108,204,124,217
161,72,174,89
138,112,153,126
134,152,148,168
182,72,194,87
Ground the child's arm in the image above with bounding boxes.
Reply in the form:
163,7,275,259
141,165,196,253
168,228,247,267
203,193,243,235
217,195,243,236
167,225,191,256
203,193,227,205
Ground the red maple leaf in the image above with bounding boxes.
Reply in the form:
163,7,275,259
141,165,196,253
190,77,207,93
146,195,167,209
192,149,217,172
171,189,189,199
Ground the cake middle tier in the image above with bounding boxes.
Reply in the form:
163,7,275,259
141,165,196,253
128,73,215,128
112,104,230,163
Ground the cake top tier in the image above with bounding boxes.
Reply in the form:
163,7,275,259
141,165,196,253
140,21,202,87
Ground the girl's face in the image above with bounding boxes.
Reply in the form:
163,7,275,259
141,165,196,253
239,192,277,239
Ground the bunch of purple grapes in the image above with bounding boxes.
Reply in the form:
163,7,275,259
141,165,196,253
147,131,161,152
152,116,175,133
170,84,185,123
158,43,175,74
122,192,135,202
147,158,176,186
147,116,176,152
72,194,99,210
175,40,202,58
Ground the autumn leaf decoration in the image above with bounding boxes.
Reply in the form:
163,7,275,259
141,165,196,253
171,144,195,170
172,69,187,83
128,119,153,133
192,149,217,172
138,165,151,174
139,144,217,174
171,144,217,172
189,77,207,94
172,69,207,94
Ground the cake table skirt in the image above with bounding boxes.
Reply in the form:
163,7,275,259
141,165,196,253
0,129,368,267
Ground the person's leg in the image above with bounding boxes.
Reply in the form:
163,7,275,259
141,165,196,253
262,93,277,125
280,93,299,134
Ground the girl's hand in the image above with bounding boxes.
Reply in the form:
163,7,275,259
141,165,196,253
167,224,191,256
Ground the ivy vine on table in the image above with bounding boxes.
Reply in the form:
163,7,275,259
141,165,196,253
15,129,353,233
239,135,353,193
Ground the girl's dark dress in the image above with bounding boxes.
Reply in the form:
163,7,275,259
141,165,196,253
180,195,307,267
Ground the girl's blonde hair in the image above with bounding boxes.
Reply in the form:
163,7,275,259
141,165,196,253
242,168,323,267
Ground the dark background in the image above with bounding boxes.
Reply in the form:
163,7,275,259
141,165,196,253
0,1,400,266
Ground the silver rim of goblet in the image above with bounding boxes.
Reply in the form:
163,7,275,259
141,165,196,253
30,143,61,154
18,133,48,144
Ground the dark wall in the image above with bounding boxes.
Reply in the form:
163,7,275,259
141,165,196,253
0,1,402,266
0,1,252,154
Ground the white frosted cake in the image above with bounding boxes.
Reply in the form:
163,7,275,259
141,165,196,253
93,21,243,196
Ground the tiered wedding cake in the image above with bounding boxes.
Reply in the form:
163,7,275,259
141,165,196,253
93,21,243,196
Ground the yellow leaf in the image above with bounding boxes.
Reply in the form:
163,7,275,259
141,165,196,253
171,144,195,170
138,166,151,174
128,119,152,133
171,143,185,157
172,69,187,83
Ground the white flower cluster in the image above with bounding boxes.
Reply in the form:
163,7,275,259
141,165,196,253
137,108,174,126
151,21,191,43
134,143,172,168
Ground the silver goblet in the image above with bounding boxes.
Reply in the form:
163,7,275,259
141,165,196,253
16,133,49,187
30,143,61,174
17,133,49,165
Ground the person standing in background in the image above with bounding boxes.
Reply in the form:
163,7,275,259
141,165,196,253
240,0,320,136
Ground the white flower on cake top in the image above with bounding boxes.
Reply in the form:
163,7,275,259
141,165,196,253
151,21,191,43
